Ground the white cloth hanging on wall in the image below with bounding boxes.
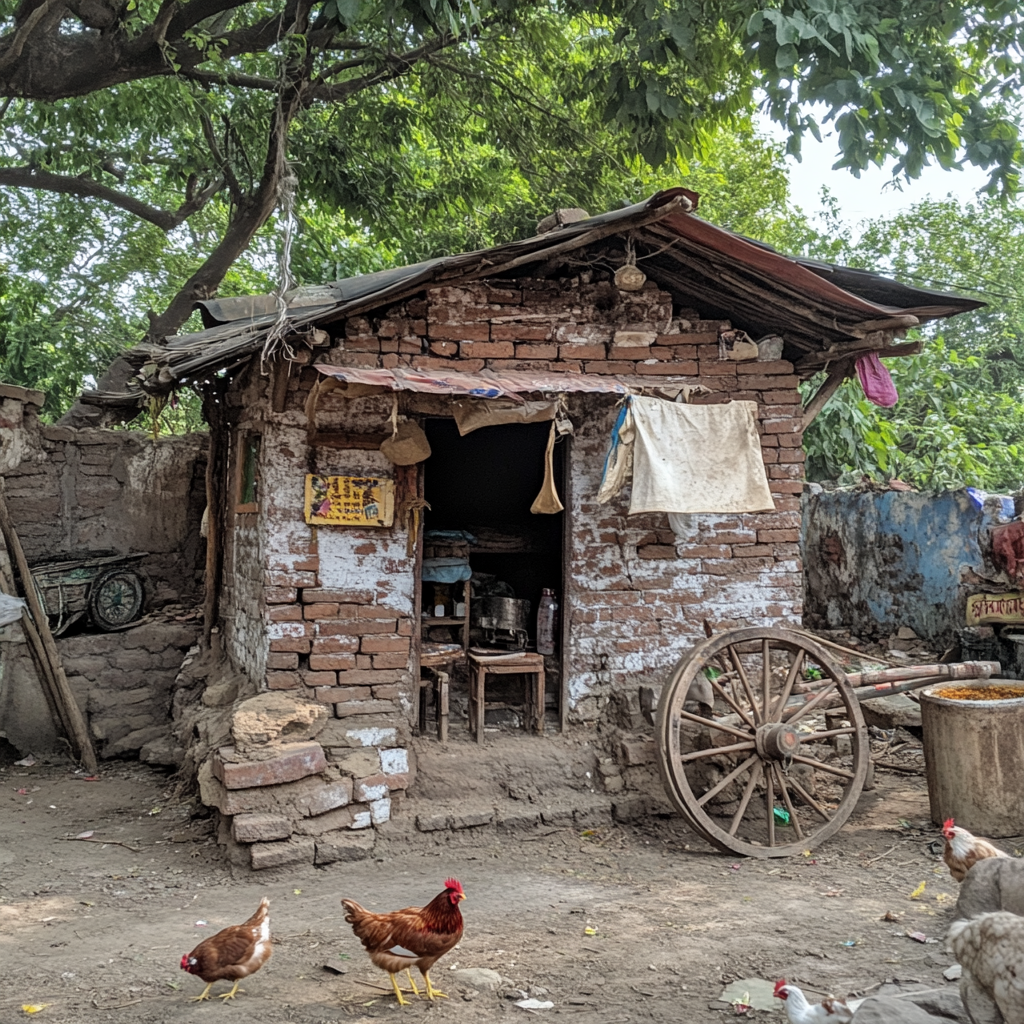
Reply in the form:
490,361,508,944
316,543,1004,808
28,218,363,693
626,396,775,514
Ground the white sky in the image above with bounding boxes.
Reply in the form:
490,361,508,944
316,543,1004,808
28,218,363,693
757,114,993,227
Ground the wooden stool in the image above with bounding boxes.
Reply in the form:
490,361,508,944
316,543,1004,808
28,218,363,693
420,646,462,742
467,652,545,744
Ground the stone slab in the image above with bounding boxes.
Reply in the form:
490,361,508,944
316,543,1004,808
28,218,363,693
314,830,376,865
232,813,292,843
250,835,315,871
213,742,328,789
860,693,922,730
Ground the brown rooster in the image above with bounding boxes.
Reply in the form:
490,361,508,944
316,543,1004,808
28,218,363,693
342,878,465,1005
179,897,271,1001
943,818,1008,883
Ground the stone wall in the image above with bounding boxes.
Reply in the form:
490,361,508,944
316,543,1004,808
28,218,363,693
0,385,207,758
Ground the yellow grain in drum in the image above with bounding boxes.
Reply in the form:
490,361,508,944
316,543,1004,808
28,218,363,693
919,679,1024,838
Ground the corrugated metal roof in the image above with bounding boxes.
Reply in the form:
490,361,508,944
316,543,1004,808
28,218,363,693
312,364,677,399
107,187,983,400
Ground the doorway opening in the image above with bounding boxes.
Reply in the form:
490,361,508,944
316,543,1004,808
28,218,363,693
420,417,565,734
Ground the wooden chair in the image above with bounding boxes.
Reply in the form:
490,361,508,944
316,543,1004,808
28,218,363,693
467,651,545,744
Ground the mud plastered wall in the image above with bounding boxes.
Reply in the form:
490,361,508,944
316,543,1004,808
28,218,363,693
0,389,207,757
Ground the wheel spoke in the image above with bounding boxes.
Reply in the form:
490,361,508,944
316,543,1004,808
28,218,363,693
696,754,759,807
765,765,776,847
679,740,755,763
798,727,856,742
728,762,763,836
769,649,804,722
761,639,772,726
789,754,855,780
705,675,756,730
674,707,752,742
784,679,838,725
727,645,761,725
784,772,832,822
772,764,804,841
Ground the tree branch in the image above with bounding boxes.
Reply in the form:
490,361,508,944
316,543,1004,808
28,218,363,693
199,110,244,203
0,165,222,230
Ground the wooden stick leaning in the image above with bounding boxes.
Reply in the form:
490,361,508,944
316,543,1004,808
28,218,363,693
0,485,98,772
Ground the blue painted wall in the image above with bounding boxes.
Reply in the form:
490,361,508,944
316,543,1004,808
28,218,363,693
802,489,1003,643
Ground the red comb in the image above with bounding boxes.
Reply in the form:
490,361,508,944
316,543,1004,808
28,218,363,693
444,877,463,894
774,979,787,995
943,818,955,830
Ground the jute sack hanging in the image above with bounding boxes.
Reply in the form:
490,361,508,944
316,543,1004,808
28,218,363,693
380,396,431,465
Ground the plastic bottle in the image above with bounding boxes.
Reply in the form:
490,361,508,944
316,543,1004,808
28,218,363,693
537,588,559,655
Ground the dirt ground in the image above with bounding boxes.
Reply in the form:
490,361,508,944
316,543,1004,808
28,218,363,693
0,750,990,1024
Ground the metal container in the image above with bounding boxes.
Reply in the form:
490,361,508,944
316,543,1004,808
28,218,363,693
474,596,531,632
919,678,1024,838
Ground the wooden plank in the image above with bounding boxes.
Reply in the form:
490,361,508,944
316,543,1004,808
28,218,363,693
311,430,390,450
801,362,852,430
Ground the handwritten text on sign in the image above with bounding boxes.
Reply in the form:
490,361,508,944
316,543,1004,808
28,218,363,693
304,474,395,527
966,592,1024,625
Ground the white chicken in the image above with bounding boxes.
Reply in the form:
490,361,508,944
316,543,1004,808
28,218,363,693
773,980,863,1023
948,912,1024,1024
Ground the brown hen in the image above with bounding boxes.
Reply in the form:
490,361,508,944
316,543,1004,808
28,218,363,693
342,878,465,1005
179,897,271,1001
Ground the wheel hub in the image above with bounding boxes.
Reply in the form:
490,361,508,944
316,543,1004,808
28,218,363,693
755,722,800,761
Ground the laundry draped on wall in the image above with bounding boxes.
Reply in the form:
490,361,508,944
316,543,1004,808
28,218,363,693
598,396,775,515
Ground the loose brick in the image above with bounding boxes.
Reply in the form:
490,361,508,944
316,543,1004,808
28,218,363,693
677,544,732,559
427,322,489,341
312,636,360,654
250,835,315,871
372,652,409,669
771,481,805,493
732,544,774,558
353,774,390,802
637,361,698,375
360,636,410,654
758,529,801,543
267,652,299,670
515,343,558,359
270,638,311,654
213,742,327,790
459,340,514,359
637,544,677,559
429,340,458,357
265,587,298,604
301,670,338,688
267,670,301,689
268,605,303,622
372,684,400,699
317,618,398,636
762,417,802,434
313,685,373,703
560,344,606,360
309,654,358,671
304,602,340,619
302,589,373,604
335,699,398,718
232,813,291,843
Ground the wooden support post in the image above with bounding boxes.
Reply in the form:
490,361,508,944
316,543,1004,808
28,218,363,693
0,486,98,772
802,361,853,430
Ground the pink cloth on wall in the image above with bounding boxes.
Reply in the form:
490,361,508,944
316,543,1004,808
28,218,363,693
856,352,899,407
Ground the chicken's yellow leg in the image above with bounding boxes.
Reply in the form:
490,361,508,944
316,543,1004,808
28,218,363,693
405,970,421,996
389,973,411,1006
189,983,214,1002
423,971,448,1000
218,980,244,1001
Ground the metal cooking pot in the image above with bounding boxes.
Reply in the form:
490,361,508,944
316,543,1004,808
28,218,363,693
474,596,531,632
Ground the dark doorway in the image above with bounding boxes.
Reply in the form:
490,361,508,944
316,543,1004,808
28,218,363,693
422,417,565,726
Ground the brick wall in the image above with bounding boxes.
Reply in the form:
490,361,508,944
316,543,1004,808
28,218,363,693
215,273,804,835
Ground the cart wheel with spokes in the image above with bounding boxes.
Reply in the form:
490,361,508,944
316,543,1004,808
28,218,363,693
89,568,145,631
655,626,869,858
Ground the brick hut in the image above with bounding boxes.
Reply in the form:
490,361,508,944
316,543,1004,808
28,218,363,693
104,188,979,865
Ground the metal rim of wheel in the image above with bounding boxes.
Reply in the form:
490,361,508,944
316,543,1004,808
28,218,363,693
89,569,144,631
655,626,869,859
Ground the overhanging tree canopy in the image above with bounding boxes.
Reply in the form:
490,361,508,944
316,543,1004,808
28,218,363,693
1,1,1022,422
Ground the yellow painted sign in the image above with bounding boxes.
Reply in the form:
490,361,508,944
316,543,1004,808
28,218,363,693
966,591,1024,625
304,474,395,527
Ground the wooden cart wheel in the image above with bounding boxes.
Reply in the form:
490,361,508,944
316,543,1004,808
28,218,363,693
655,626,869,858
89,568,145,631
